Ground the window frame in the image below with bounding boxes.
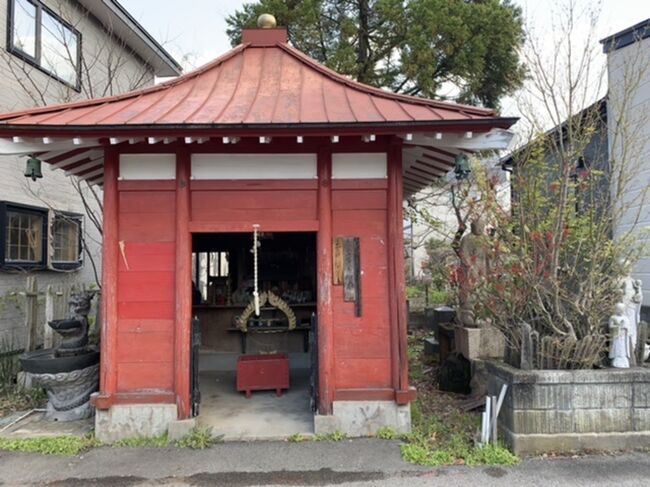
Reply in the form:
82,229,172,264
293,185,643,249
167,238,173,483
0,202,48,270
51,211,83,270
6,0,82,92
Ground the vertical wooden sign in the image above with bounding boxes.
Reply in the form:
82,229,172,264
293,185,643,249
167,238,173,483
333,236,362,316
333,237,344,285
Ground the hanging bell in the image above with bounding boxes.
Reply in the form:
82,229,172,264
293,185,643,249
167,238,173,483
454,153,471,180
24,156,43,181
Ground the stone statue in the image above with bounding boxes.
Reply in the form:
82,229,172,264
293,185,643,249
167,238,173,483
609,302,632,368
620,268,643,355
458,218,490,327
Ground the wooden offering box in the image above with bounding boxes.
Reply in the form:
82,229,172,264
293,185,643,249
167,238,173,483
236,354,290,398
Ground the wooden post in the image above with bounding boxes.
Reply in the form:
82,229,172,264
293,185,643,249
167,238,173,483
175,148,192,418
317,145,334,415
24,276,38,352
387,137,410,399
100,147,119,396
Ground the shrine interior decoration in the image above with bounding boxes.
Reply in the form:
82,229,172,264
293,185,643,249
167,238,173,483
236,291,297,332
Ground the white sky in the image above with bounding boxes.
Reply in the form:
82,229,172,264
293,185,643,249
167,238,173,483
120,0,649,121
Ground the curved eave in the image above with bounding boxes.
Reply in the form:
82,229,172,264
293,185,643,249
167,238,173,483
0,117,518,137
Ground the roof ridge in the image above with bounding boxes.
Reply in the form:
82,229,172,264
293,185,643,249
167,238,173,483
276,43,496,117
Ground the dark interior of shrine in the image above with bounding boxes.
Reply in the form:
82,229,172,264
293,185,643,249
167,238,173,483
191,232,317,438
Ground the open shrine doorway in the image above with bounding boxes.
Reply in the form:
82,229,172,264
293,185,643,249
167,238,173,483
190,231,318,439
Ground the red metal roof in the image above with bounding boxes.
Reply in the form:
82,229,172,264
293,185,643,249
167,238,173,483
0,35,506,129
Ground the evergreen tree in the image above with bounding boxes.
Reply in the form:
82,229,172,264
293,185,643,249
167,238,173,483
226,0,525,110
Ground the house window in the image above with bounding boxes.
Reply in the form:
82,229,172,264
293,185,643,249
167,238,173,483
7,0,81,89
52,214,81,266
0,203,83,270
1,203,47,268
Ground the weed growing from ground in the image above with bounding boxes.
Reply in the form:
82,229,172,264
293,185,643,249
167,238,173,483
0,433,99,455
175,426,222,449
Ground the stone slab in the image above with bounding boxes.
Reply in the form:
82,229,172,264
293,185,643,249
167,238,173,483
314,401,411,437
168,418,197,441
95,404,177,444
0,412,93,439
456,326,505,360
501,425,650,456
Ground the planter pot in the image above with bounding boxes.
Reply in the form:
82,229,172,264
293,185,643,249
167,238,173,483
486,360,650,455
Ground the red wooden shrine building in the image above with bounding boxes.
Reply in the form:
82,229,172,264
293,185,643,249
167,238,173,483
0,17,516,440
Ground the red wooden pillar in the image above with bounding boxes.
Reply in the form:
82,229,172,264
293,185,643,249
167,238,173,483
100,147,119,396
174,149,192,418
387,138,413,404
317,145,334,414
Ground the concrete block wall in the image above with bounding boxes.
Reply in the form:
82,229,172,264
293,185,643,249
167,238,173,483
486,360,650,455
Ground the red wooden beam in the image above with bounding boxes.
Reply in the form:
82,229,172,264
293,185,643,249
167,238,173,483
386,140,401,395
317,146,334,415
100,147,118,397
388,137,414,402
425,145,457,159
43,147,91,165
189,220,319,233
118,180,175,191
421,153,454,169
190,179,318,191
175,149,192,418
408,164,443,178
404,171,430,184
403,174,427,187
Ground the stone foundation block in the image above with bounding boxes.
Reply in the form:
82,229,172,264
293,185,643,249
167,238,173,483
95,404,177,443
314,401,411,437
456,325,505,360
168,418,197,440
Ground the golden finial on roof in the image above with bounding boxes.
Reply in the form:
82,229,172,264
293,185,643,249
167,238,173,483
257,13,277,29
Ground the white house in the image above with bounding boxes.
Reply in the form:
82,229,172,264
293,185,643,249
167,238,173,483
602,19,650,318
0,0,180,349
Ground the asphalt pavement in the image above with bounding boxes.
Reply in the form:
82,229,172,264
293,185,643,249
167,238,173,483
1,439,649,486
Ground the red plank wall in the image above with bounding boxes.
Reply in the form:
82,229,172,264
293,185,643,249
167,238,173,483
190,180,318,225
331,180,392,394
116,183,176,393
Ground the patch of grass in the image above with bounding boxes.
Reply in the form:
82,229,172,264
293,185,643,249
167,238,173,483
287,433,311,442
376,426,398,440
113,433,170,448
314,430,347,442
465,443,520,466
399,330,520,467
115,427,223,450
175,426,222,449
400,443,455,466
0,433,100,456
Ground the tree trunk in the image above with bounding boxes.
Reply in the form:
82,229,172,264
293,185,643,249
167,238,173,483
356,0,372,84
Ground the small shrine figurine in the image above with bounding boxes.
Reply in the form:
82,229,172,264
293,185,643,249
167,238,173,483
609,302,632,368
458,218,490,327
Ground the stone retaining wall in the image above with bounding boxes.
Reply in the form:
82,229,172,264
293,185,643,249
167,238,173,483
486,360,650,455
